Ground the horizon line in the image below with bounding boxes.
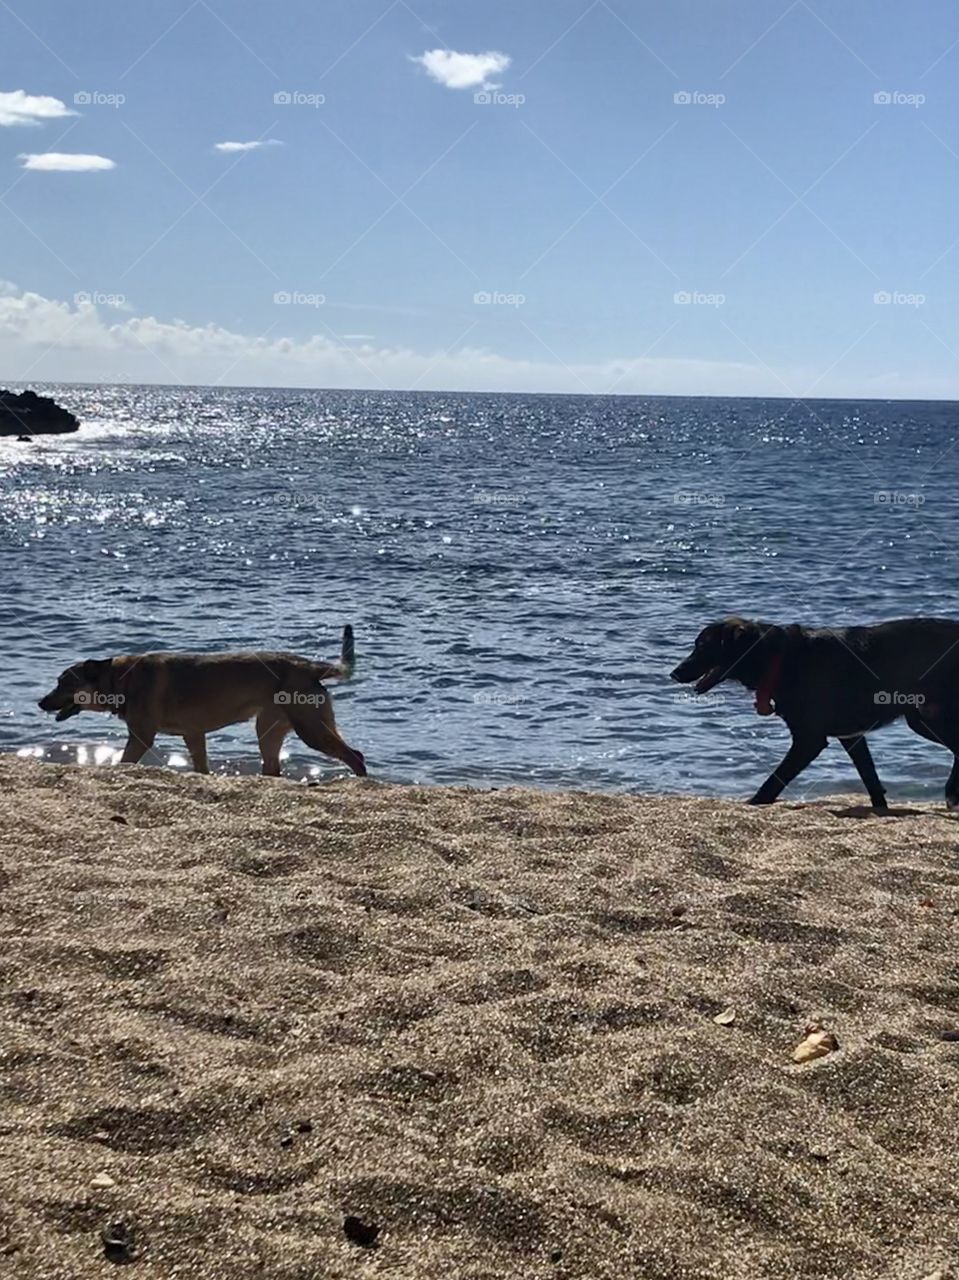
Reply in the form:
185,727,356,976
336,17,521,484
3,377,957,407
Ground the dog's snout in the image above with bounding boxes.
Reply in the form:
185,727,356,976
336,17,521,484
38,688,71,713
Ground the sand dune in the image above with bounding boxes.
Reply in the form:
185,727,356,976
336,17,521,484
1,755,958,1278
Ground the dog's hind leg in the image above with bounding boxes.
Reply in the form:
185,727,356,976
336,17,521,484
906,707,959,809
184,732,209,774
838,735,887,809
286,704,366,777
256,710,290,778
747,733,827,804
945,756,959,811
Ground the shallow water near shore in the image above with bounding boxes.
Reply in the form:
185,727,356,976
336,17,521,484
2,384,958,798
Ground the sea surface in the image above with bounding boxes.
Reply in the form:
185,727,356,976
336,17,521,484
2,385,958,799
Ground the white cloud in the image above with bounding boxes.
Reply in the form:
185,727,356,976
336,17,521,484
0,283,937,399
19,153,115,172
413,49,510,91
0,89,75,127
213,139,282,153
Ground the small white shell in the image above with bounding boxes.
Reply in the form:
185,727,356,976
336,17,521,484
792,1027,839,1063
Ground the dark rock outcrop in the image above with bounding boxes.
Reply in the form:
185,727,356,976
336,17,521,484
0,388,79,437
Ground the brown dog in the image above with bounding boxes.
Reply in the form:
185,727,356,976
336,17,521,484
38,625,366,778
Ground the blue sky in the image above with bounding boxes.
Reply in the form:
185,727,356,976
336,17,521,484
2,0,959,396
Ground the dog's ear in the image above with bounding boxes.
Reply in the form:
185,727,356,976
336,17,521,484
726,619,774,661
81,658,109,680
722,617,752,644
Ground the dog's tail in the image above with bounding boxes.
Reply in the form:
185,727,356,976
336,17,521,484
311,624,356,682
340,623,355,679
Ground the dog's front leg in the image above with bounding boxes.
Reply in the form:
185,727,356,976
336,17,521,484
184,733,209,774
838,735,888,809
119,722,156,765
748,733,826,804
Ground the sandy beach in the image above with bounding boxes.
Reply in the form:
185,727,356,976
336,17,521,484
1,754,958,1278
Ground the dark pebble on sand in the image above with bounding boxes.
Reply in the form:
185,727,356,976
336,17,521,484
343,1215,380,1249
940,1030,959,1042
101,1220,137,1264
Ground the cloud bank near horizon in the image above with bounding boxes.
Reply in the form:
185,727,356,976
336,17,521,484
0,283,932,399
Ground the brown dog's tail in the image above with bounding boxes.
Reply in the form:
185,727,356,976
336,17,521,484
340,623,355,678
310,624,356,682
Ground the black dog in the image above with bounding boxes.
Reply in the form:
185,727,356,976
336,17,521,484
671,616,959,808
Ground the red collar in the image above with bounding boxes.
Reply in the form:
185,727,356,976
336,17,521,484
755,653,783,716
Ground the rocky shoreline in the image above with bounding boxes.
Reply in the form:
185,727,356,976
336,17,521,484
0,388,79,437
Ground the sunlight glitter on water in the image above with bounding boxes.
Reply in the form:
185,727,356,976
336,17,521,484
3,383,959,797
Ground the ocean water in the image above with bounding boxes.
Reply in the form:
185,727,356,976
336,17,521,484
1,384,957,800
